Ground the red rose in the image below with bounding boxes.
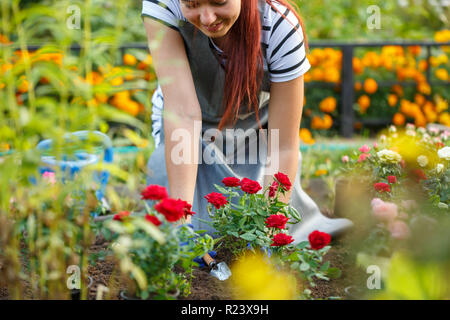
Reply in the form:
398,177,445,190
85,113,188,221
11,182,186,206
145,214,162,226
274,172,292,191
180,200,196,217
113,211,131,221
270,233,294,247
141,185,168,201
204,192,228,209
374,182,391,193
387,176,397,184
240,178,262,194
412,169,427,181
308,230,331,250
222,177,241,187
269,181,279,198
154,198,186,222
265,214,289,229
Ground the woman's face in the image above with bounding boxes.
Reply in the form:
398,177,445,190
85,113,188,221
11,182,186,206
180,0,241,43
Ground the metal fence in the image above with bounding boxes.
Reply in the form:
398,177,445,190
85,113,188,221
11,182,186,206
20,40,450,137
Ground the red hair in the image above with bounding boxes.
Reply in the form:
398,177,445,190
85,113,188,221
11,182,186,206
218,0,309,131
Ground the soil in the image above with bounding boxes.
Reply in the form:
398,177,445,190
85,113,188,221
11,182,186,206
0,178,365,300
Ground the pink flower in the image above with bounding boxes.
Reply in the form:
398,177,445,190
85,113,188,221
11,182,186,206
42,171,56,185
342,155,349,163
388,220,410,240
358,153,370,162
372,202,398,222
371,198,384,208
373,142,379,149
359,144,371,153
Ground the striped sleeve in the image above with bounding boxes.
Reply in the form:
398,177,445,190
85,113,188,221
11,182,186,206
266,4,311,82
141,0,183,31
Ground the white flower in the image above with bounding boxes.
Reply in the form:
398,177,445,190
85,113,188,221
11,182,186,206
389,125,397,133
437,146,450,161
406,130,416,137
436,163,444,174
377,149,402,164
417,155,429,167
438,202,448,210
418,127,426,134
380,134,387,143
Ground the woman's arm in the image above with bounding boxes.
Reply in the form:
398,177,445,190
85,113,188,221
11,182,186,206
143,17,202,223
264,75,305,203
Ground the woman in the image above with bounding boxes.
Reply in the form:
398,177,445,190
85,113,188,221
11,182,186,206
142,0,352,242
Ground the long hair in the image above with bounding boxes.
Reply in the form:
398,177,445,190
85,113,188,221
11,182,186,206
218,0,309,131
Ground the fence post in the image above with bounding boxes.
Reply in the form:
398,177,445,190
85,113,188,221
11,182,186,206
340,45,354,138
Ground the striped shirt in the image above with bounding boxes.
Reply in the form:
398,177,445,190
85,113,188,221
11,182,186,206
142,0,311,82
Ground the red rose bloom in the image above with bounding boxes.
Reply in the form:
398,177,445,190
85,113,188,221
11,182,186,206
140,185,168,201
240,178,262,194
270,233,294,247
204,192,228,209
374,182,391,193
387,176,397,184
113,211,131,221
154,198,186,222
308,230,331,250
412,169,427,181
274,172,292,191
180,200,196,217
145,214,162,226
265,214,289,229
269,181,279,198
222,176,241,187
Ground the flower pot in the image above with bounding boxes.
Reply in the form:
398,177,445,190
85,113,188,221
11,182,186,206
70,276,93,300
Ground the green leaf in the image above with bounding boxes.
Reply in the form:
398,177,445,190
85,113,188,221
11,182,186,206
320,261,330,271
326,267,342,279
240,233,257,241
214,184,228,194
296,241,309,249
290,262,300,270
300,262,310,271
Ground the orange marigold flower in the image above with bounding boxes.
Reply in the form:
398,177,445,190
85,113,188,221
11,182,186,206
392,113,405,126
358,95,371,113
388,94,398,107
417,82,431,95
435,69,449,81
364,78,378,94
319,97,337,113
123,53,137,66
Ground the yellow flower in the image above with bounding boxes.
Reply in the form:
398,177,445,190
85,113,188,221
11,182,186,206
123,53,137,66
299,128,315,145
435,69,449,81
229,253,298,300
314,169,328,176
417,82,431,95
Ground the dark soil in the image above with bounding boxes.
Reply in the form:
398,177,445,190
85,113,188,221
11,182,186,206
1,177,365,300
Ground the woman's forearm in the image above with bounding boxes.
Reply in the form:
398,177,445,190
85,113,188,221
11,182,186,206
164,115,202,223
